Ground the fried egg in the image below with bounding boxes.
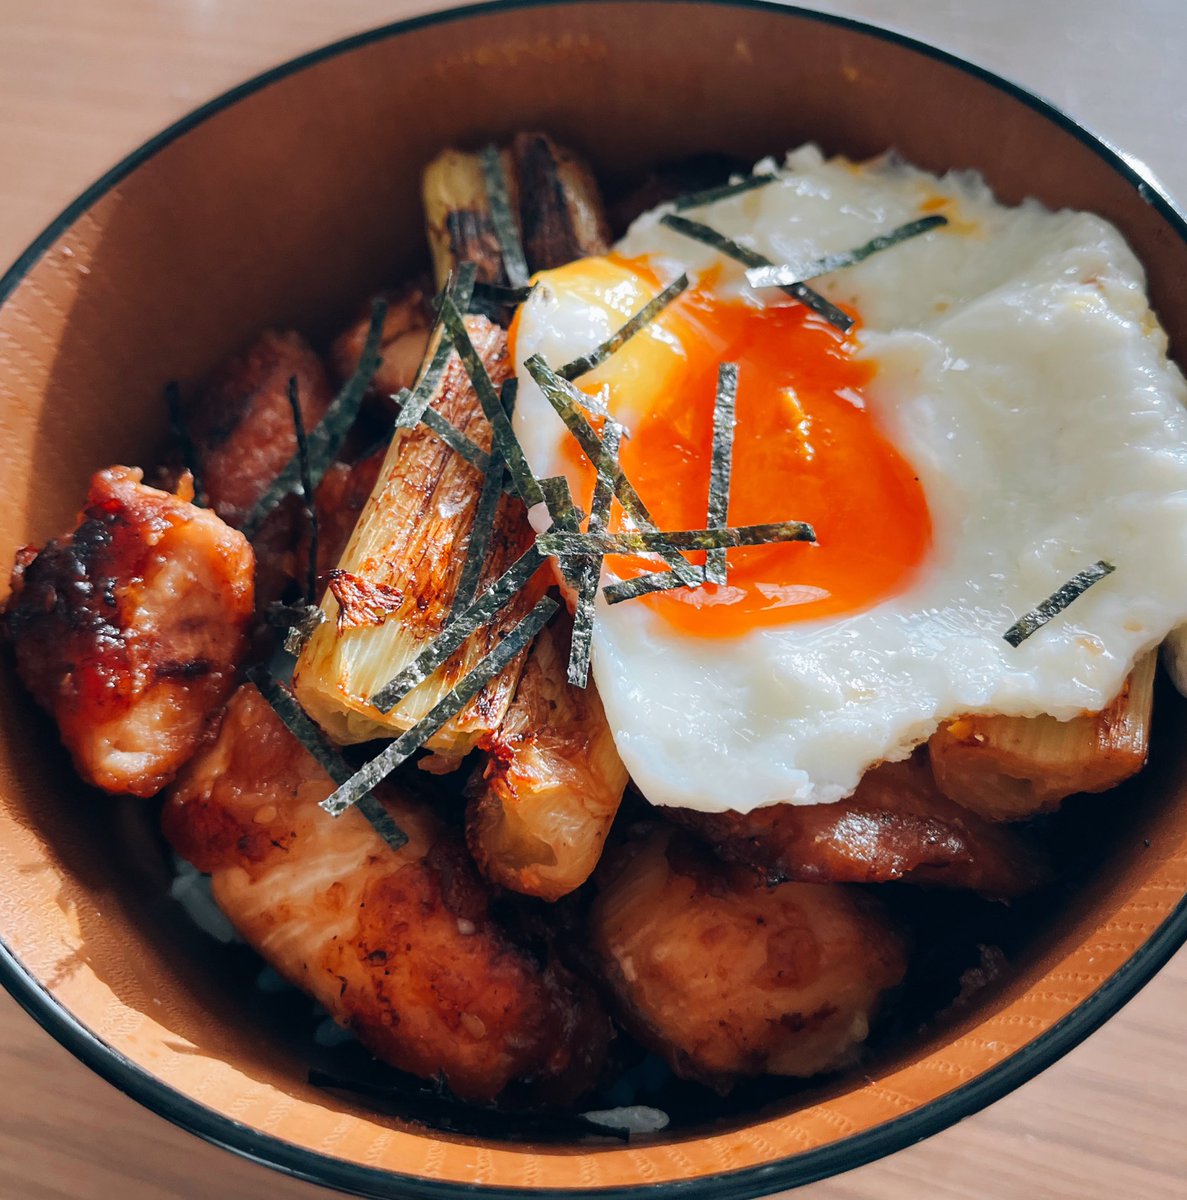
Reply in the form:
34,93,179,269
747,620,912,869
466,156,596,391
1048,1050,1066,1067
510,145,1187,813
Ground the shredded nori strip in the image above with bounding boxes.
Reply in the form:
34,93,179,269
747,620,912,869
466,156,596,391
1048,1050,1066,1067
369,544,547,713
480,143,530,289
558,273,690,381
392,387,491,474
602,568,701,604
450,444,505,618
1002,560,1116,647
285,375,320,606
247,667,408,851
706,362,738,586
538,520,816,557
241,297,389,537
568,421,622,688
163,380,204,505
659,213,852,333
471,280,535,308
538,475,586,530
524,355,702,586
673,171,780,211
264,599,326,654
745,214,949,289
395,263,478,431
322,596,558,816
438,296,545,508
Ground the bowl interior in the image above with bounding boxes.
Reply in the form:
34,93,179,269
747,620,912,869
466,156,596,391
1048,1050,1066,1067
1,1,1186,1195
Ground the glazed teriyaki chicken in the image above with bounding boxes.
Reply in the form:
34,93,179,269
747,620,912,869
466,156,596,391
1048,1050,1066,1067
5,132,1170,1114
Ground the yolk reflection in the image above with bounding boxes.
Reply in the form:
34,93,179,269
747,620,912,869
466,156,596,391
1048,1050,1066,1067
519,256,932,638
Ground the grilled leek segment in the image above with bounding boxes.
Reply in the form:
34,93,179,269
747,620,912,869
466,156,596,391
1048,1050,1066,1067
293,315,538,754
929,650,1157,822
512,132,611,271
466,613,628,900
422,134,610,291
422,148,517,290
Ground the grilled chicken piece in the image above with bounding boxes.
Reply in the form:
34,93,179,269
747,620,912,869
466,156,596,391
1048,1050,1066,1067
588,825,907,1089
295,315,539,753
511,132,611,272
163,684,611,1104
186,330,333,529
467,613,628,900
929,651,1156,822
5,467,253,796
672,753,1048,899
330,285,433,402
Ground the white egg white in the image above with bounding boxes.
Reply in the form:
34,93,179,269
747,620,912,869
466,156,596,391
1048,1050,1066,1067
512,145,1187,813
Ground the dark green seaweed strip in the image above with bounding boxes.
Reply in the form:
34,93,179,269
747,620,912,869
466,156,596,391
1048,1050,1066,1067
1002,561,1116,647
449,445,506,619
163,380,204,506
537,475,584,590
322,596,558,816
471,280,535,308
392,386,516,498
438,296,545,508
602,568,702,604
673,171,780,211
392,387,491,474
745,215,949,289
538,520,816,557
568,421,621,688
523,355,702,587
658,213,852,333
369,545,547,713
241,297,388,537
285,375,320,606
247,667,408,852
558,274,690,381
538,475,585,529
395,263,477,431
705,363,738,586
480,143,530,289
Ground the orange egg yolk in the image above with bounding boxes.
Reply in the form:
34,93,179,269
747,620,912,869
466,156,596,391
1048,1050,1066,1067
515,257,932,638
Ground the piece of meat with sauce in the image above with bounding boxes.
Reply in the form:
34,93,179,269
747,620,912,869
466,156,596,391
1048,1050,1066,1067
330,285,433,404
5,467,254,797
588,824,907,1090
162,683,612,1105
186,330,334,530
671,753,1049,899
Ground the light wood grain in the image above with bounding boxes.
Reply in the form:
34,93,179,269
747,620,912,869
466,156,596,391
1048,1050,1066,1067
0,2,1184,1197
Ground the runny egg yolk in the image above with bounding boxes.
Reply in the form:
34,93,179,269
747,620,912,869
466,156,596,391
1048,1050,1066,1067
513,255,932,638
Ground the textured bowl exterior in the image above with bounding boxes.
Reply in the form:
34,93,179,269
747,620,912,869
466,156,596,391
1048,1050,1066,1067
0,2,1185,1195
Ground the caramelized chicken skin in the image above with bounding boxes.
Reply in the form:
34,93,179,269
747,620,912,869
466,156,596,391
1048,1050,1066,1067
163,684,611,1104
5,467,254,796
672,753,1049,899
467,613,628,900
588,825,907,1089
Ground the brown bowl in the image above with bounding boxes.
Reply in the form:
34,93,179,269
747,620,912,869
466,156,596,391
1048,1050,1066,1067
2,1,1186,1195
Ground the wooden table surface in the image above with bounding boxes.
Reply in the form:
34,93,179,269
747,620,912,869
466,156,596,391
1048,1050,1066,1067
1,2,1184,1197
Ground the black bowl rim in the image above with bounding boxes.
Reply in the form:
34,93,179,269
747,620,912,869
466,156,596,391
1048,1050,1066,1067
1,0,1186,1196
